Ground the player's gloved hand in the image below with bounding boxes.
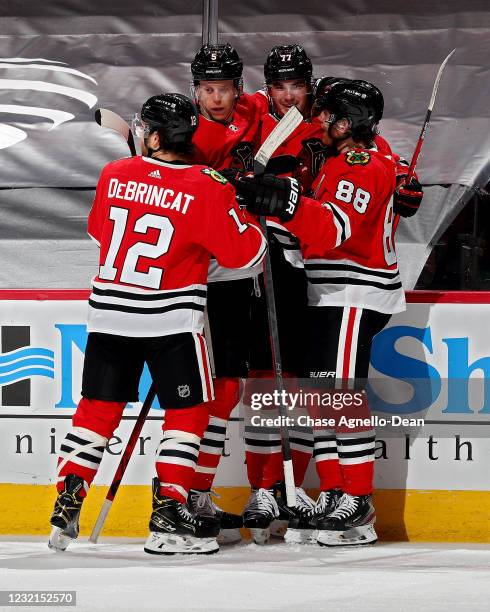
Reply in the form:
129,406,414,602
220,167,245,188
229,142,254,172
264,155,298,175
241,174,302,222
394,173,423,218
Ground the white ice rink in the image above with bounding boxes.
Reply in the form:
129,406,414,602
0,539,489,611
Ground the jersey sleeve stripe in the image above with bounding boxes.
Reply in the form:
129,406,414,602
236,224,267,269
324,202,351,246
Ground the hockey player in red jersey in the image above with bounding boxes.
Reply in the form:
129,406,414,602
251,44,325,189
48,93,266,556
313,76,424,218
243,45,322,543
191,43,262,172
261,80,405,546
181,43,266,543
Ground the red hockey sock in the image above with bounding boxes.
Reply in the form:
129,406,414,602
312,428,343,491
245,450,284,489
315,457,343,491
56,398,125,494
156,405,209,503
191,377,239,490
340,461,374,496
337,428,376,495
290,449,312,487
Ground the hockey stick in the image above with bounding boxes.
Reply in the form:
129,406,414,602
89,384,156,543
406,49,455,183
95,108,137,156
254,106,303,507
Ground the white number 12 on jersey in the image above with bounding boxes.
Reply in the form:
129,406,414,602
99,207,175,289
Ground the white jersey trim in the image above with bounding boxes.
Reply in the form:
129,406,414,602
304,258,405,314
207,260,262,282
87,281,207,337
141,156,193,170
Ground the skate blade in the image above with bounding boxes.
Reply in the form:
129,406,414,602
317,524,377,547
249,527,270,545
217,528,242,545
270,519,288,538
284,528,315,545
308,529,319,544
48,526,74,552
144,532,219,555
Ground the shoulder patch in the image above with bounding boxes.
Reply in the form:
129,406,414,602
345,151,371,166
201,167,228,184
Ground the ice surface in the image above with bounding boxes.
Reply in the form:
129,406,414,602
0,539,489,612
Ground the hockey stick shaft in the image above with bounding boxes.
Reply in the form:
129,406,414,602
89,384,156,543
253,106,302,506
258,217,296,505
406,49,455,183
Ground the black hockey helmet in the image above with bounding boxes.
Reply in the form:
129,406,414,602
140,93,199,145
313,76,351,99
314,80,379,135
264,44,313,84
312,77,351,116
350,79,384,122
191,43,243,84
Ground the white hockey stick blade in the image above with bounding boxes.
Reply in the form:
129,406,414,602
95,108,137,156
89,498,112,543
428,49,456,111
254,106,303,175
95,108,130,138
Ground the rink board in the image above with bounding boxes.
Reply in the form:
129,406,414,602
0,290,489,541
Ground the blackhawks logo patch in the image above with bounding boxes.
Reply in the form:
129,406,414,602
346,151,371,166
201,168,228,184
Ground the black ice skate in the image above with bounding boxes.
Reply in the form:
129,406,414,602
242,487,280,545
144,479,220,555
188,488,243,544
267,482,316,542
316,493,377,547
48,474,85,552
284,488,342,544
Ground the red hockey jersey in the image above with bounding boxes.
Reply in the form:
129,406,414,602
87,156,266,337
274,147,405,314
251,90,324,191
192,93,262,172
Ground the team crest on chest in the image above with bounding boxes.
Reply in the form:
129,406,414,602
228,124,239,132
346,151,371,166
201,167,228,184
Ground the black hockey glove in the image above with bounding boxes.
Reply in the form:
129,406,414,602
229,142,255,172
241,174,301,223
394,173,424,218
264,154,298,175
220,167,245,188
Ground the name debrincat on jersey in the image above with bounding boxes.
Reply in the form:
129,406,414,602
107,178,195,214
